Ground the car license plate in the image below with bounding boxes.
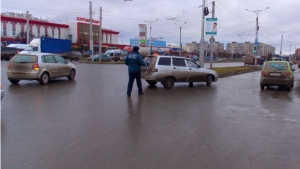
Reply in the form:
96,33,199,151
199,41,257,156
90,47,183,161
270,73,281,76
13,73,26,76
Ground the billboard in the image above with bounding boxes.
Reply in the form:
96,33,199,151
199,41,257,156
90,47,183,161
205,18,217,36
138,24,147,47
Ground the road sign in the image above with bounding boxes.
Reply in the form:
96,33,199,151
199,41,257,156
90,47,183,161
209,37,215,43
255,38,258,42
254,42,258,46
89,50,93,55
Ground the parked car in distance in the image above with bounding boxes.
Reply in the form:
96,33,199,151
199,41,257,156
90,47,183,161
105,50,122,62
82,51,90,58
90,54,111,62
141,55,219,89
260,61,294,91
70,51,82,61
1,46,18,60
1,85,4,101
7,53,76,85
7,44,30,52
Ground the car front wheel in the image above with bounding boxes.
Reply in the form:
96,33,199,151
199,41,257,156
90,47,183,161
68,69,76,80
163,77,175,89
206,75,213,86
39,72,50,85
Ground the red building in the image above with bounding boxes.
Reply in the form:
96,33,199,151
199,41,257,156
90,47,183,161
1,12,69,45
1,13,127,52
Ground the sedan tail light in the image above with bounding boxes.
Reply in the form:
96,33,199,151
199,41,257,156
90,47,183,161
7,63,10,68
261,71,267,76
32,64,40,71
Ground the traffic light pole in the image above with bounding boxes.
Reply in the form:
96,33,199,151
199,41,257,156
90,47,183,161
199,0,205,67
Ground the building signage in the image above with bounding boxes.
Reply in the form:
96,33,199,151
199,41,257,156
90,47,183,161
76,17,99,25
205,18,218,36
138,24,147,47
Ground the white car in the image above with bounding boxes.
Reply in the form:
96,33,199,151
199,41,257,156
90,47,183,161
141,55,219,89
7,53,76,85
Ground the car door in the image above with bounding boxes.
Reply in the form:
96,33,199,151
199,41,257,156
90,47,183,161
172,58,189,82
43,55,58,78
186,59,205,82
54,55,70,77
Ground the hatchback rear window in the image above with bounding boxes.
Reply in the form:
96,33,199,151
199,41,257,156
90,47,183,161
264,62,288,71
11,55,38,63
158,57,171,66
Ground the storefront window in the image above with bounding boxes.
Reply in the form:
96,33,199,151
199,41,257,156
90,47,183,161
12,29,15,36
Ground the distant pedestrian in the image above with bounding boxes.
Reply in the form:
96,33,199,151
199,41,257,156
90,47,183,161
125,46,148,97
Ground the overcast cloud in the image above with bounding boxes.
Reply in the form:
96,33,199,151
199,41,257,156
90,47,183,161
1,0,300,54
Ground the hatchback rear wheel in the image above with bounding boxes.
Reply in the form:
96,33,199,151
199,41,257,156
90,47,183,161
163,77,175,89
39,72,50,85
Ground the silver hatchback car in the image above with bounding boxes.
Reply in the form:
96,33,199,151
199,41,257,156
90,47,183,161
141,55,219,89
7,53,76,85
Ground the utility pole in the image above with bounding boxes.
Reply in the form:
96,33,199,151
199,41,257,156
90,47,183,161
199,0,205,67
149,24,152,55
175,22,187,57
180,26,182,56
145,19,158,55
89,1,93,60
209,1,215,68
276,30,290,55
99,7,102,62
26,11,29,44
245,7,269,65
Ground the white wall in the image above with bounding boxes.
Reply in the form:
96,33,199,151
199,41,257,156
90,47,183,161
32,25,38,37
47,27,52,37
103,33,107,43
40,26,45,37
16,23,22,35
60,28,68,40
67,22,77,42
112,34,118,44
7,22,12,36
54,27,59,39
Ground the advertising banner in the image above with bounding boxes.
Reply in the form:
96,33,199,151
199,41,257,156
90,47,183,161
138,24,147,47
205,18,218,36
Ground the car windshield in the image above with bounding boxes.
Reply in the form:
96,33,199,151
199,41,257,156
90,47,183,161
11,55,38,63
264,62,288,71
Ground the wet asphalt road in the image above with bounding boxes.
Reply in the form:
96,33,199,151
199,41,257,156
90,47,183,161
1,60,300,169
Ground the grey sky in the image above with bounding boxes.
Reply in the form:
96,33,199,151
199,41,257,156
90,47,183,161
1,0,300,54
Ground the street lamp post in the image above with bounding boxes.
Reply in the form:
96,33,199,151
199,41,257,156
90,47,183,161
245,7,269,65
145,19,158,55
175,22,187,57
276,30,290,55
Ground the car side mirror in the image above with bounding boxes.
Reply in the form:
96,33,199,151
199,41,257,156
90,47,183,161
198,65,201,68
65,60,69,64
292,68,295,72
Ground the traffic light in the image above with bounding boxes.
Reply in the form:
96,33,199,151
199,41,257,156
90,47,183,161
254,46,257,53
